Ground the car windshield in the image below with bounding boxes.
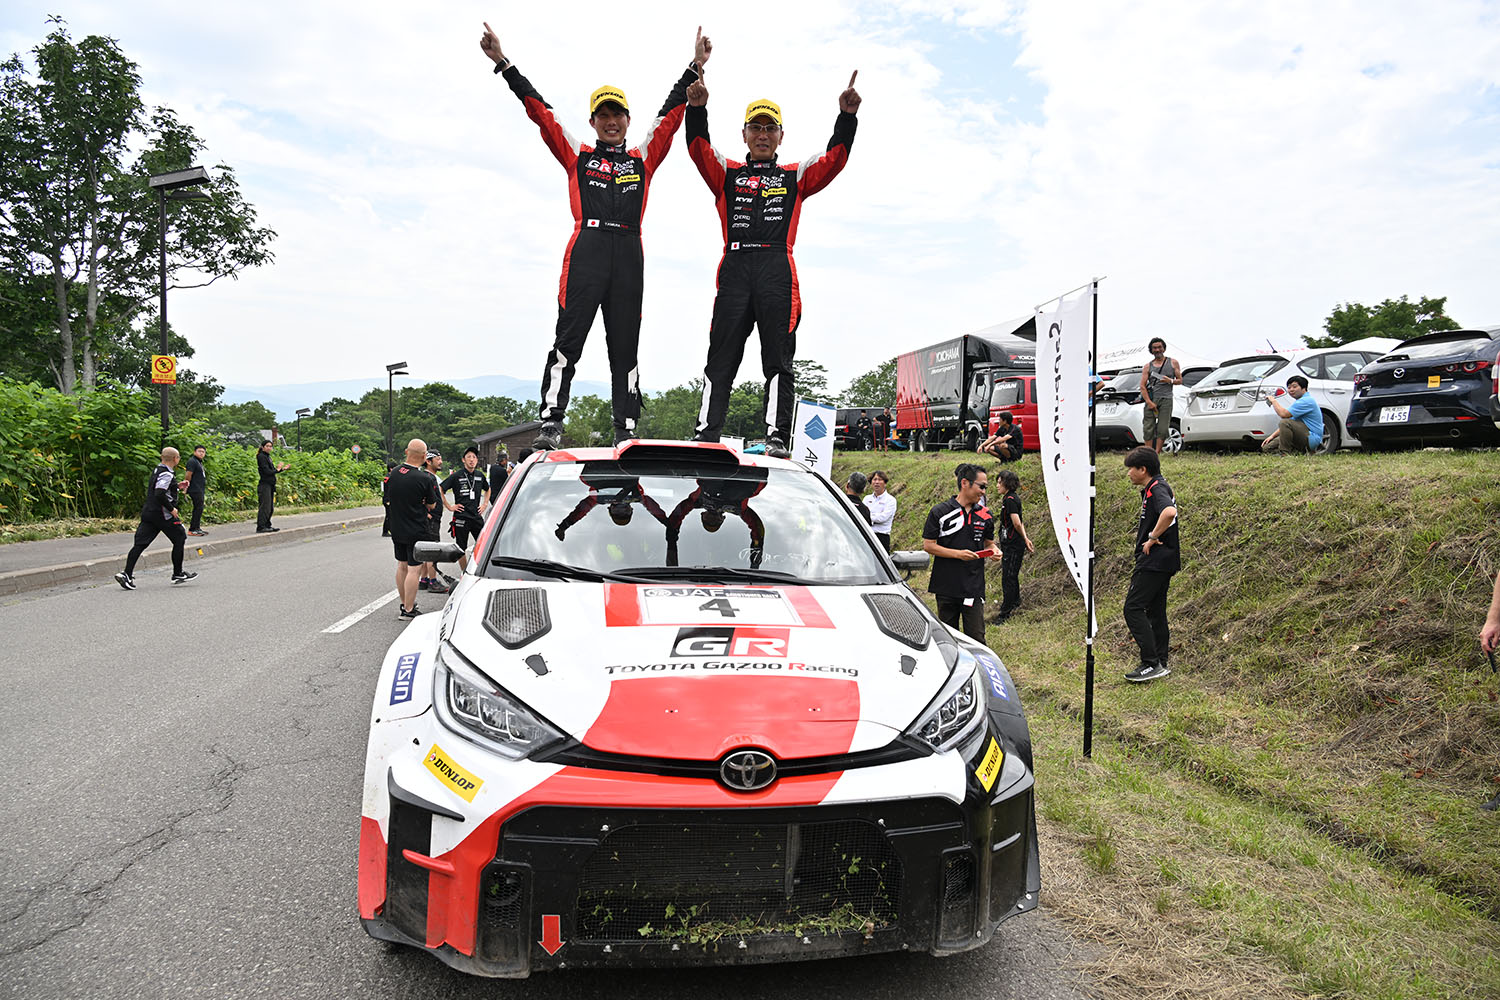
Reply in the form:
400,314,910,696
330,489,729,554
487,459,889,585
1197,357,1286,388
1378,334,1493,361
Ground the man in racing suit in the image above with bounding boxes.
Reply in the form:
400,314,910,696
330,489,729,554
684,72,861,457
480,22,711,449
115,447,196,589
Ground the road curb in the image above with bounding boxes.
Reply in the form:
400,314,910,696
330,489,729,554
0,514,384,597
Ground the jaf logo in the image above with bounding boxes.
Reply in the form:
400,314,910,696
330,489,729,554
672,626,790,658
390,652,418,705
802,415,828,440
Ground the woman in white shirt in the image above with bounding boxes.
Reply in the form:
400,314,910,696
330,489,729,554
864,470,897,552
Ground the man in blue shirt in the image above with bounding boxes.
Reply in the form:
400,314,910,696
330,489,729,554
1262,375,1323,454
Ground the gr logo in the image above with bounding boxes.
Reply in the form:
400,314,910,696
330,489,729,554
672,627,790,658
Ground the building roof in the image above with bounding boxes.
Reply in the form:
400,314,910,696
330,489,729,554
473,420,543,444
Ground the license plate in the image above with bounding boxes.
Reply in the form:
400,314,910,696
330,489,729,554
1379,405,1410,423
1099,402,1119,416
1203,397,1232,412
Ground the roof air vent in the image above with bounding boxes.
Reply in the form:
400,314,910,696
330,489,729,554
484,588,551,649
863,593,931,651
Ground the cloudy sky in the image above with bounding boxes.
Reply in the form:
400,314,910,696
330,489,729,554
4,1,1499,399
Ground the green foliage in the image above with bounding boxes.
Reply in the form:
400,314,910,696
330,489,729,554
792,358,833,403
192,443,381,521
562,394,612,446
209,400,279,446
637,379,704,440
840,357,896,406
1306,295,1461,348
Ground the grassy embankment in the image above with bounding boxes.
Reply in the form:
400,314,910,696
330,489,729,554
833,449,1500,1000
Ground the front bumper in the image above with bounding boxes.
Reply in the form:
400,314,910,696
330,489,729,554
360,747,1038,977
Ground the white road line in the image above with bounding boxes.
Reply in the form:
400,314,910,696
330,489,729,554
322,589,400,633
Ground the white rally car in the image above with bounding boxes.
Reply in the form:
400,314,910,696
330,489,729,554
358,441,1039,976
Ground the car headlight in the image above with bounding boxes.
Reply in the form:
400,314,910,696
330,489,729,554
908,648,985,751
433,644,564,760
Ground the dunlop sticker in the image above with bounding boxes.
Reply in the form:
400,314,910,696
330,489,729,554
975,737,1004,793
424,744,483,802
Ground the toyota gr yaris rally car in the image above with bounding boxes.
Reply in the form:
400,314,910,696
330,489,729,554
358,441,1039,976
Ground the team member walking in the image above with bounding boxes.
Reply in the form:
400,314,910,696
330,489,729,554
864,470,896,552
115,447,197,589
921,463,995,642
487,448,510,506
684,71,861,458
385,439,441,620
995,469,1035,622
1122,447,1180,682
480,22,710,450
184,444,208,536
441,446,490,570
255,440,288,533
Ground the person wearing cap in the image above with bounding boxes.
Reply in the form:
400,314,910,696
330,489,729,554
420,450,452,595
480,22,711,451
683,72,861,458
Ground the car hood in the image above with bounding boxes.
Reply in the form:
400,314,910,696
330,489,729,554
443,579,955,760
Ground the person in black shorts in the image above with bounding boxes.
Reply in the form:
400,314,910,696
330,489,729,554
184,445,208,536
979,410,1023,461
115,447,197,589
441,446,490,570
384,439,440,619
995,469,1035,622
922,463,994,642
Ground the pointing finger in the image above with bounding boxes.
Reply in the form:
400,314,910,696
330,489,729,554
484,21,494,34
848,70,858,88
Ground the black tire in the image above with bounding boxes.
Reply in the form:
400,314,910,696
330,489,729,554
1163,421,1184,454
1315,413,1341,454
913,430,927,452
965,427,980,452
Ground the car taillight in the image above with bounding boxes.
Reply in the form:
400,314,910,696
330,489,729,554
1443,363,1460,373
1353,373,1367,385
1462,359,1490,372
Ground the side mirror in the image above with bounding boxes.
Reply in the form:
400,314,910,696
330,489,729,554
891,550,929,580
414,541,465,564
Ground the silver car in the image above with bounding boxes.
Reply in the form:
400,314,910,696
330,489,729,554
1092,367,1214,453
1181,342,1397,452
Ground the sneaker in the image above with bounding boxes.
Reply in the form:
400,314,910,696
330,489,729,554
613,427,637,446
765,433,791,459
418,578,430,591
1124,661,1170,683
398,604,422,620
115,572,137,591
171,571,198,585
439,572,459,588
188,530,208,536
426,579,452,595
532,421,563,451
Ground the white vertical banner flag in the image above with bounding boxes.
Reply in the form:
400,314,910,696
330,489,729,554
791,399,836,477
1036,283,1097,637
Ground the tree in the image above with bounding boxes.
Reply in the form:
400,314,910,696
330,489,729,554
561,395,613,447
637,380,703,440
0,21,275,393
210,400,279,446
1305,295,1460,349
792,359,833,403
840,358,895,405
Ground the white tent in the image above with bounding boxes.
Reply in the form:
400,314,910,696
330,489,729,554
1094,340,1222,374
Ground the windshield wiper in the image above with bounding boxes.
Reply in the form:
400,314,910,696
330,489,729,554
621,566,812,585
489,556,655,584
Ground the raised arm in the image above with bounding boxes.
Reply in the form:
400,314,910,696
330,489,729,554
480,21,580,170
796,71,860,196
685,81,727,191
641,28,712,174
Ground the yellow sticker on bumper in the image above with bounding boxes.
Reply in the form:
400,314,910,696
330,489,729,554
975,736,1004,793
424,743,483,802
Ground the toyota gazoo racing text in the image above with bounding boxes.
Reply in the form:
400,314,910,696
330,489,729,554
358,441,1039,976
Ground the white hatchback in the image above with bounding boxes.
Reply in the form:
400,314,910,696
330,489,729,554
1092,367,1214,453
1181,340,1398,452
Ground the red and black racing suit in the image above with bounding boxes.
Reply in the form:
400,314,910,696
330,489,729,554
498,61,700,433
686,104,856,443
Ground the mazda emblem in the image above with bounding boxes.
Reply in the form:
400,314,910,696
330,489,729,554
719,750,777,791
1394,368,1405,378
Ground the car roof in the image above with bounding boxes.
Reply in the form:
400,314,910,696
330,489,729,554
528,439,799,471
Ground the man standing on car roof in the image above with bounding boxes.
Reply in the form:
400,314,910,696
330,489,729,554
685,71,861,458
114,447,197,590
480,22,710,451
922,463,994,643
1122,446,1179,683
384,439,440,620
440,446,489,571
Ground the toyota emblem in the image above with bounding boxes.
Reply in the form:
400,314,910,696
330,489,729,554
1394,368,1405,378
719,750,777,791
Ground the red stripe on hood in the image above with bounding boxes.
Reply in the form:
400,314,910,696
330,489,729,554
584,675,859,759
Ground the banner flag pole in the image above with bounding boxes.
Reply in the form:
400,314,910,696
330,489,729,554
1084,280,1099,758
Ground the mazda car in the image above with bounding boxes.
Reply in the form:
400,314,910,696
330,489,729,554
358,441,1040,977
1346,328,1500,449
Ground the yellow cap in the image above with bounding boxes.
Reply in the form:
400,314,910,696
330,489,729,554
744,99,782,126
590,85,630,115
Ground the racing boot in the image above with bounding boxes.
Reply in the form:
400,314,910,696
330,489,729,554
614,425,637,446
765,433,791,459
532,421,563,451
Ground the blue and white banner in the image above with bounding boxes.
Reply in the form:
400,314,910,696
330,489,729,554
1036,282,1097,637
791,399,836,477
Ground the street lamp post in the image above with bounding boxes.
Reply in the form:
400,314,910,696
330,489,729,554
296,407,312,451
386,362,409,463
146,166,211,440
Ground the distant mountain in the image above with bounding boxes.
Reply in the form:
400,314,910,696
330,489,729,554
220,373,611,422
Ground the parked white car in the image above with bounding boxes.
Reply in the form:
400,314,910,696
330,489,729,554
1181,340,1398,452
1092,366,1214,453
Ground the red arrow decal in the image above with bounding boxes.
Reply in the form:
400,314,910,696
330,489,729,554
539,914,565,955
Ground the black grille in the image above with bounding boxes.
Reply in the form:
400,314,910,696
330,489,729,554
573,820,902,943
938,850,977,944
863,593,931,650
484,588,550,648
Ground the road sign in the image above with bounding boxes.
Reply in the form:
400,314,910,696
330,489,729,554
150,355,177,385
351,444,362,454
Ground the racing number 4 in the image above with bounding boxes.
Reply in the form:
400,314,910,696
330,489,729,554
699,597,737,618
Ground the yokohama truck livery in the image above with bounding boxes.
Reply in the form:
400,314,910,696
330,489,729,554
895,328,1035,452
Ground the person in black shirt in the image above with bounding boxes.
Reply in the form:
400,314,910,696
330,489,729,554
384,439,441,619
875,406,893,453
979,410,1023,461
921,463,995,642
854,411,872,450
255,440,288,532
843,471,871,524
487,448,510,505
420,451,452,594
115,447,197,589
995,469,1035,622
184,445,208,535
1122,446,1180,683
441,446,490,570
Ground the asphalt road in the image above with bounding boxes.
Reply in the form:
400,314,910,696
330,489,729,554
0,527,1097,999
